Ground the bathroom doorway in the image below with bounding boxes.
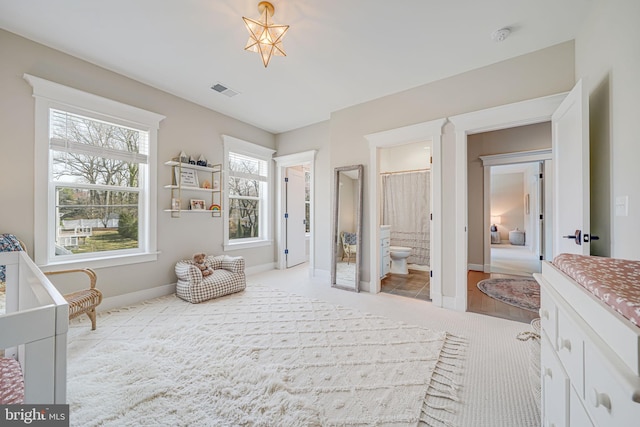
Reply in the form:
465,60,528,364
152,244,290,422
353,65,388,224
378,141,431,301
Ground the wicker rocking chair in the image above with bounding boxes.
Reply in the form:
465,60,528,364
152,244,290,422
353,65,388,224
44,269,103,330
0,233,102,330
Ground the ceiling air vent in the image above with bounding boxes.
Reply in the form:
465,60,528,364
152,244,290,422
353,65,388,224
211,82,239,98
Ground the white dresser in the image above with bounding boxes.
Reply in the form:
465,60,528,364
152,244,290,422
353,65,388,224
380,225,390,278
535,262,640,427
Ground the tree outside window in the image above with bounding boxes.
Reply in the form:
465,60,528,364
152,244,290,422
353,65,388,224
50,109,146,255
228,152,265,240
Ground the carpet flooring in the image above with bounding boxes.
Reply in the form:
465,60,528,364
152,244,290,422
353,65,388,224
68,286,465,426
69,264,541,426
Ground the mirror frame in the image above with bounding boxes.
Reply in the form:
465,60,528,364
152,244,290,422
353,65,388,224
331,164,363,292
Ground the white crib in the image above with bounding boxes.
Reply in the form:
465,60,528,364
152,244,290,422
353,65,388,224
0,250,68,403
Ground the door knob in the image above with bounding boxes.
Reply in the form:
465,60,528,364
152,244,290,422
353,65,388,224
562,229,582,245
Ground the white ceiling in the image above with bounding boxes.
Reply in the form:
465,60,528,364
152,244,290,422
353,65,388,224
0,0,592,134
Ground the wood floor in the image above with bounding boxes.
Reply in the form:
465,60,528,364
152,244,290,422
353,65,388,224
380,269,430,301
380,269,537,323
467,270,538,324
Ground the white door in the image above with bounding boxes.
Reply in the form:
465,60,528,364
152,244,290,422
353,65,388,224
285,167,307,267
552,79,591,256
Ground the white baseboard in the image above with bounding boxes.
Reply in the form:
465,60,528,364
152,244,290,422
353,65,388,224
442,296,458,311
312,268,330,281
245,262,277,276
359,280,371,293
468,263,484,272
431,294,443,307
442,295,468,312
99,283,176,312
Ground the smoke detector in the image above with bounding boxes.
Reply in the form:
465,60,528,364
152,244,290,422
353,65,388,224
491,27,511,42
211,82,240,98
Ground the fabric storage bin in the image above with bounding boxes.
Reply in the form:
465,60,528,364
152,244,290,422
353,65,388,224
509,229,525,245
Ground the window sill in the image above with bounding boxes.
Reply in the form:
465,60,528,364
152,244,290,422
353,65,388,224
38,252,159,272
223,240,272,252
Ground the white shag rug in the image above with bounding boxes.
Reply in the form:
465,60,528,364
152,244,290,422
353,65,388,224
68,286,465,426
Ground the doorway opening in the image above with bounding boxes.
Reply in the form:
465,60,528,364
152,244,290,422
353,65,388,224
449,92,567,312
284,164,311,268
274,150,317,273
378,142,432,301
364,118,445,303
488,161,544,276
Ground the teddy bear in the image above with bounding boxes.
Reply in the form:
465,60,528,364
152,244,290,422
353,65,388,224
192,253,213,277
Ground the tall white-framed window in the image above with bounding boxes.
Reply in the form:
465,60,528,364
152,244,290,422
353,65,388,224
222,135,275,251
25,74,165,268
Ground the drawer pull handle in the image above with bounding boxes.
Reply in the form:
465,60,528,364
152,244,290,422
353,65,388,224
558,337,572,352
590,388,612,412
539,308,549,319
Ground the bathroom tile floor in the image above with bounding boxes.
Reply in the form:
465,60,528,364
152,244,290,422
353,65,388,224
380,269,431,301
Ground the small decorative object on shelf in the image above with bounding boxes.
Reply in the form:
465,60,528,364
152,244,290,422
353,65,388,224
201,179,211,189
179,151,189,163
213,180,220,190
188,155,196,165
190,199,206,210
171,198,181,211
175,168,199,187
209,204,221,217
197,154,207,167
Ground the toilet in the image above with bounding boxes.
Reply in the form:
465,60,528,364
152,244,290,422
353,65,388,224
389,246,412,275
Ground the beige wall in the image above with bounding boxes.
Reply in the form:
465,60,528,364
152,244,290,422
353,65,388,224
380,142,430,173
329,42,574,293
576,0,640,259
0,29,276,299
466,123,551,265
491,173,525,241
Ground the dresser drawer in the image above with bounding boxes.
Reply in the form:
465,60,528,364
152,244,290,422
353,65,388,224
542,335,569,427
569,385,595,427
539,285,558,350
556,309,585,397
583,343,640,427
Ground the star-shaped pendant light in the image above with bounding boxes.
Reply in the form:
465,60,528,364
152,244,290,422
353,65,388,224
243,1,289,67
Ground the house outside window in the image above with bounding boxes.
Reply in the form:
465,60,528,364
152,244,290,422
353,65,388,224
222,135,275,251
26,75,164,268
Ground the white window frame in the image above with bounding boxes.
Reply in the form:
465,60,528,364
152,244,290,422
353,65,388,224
25,74,165,269
222,135,275,251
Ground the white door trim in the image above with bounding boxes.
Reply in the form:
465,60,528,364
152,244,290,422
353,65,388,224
274,150,317,272
364,118,446,306
448,92,567,312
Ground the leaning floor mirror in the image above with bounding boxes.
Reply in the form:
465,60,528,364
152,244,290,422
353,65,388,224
331,164,363,292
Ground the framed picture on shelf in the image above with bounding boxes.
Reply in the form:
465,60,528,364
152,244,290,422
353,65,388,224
190,199,206,210
175,168,199,187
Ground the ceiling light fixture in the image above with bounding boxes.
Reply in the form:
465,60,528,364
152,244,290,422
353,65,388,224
243,1,289,68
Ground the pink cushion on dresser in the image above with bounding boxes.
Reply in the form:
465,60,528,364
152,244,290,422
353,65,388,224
0,357,25,404
553,253,640,327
